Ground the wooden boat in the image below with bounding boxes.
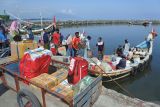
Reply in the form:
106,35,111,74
88,39,154,82
19,23,54,34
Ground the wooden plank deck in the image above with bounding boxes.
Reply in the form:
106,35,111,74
0,57,16,65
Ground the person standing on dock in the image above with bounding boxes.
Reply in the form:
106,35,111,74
60,33,64,45
0,23,6,36
0,29,5,49
27,27,34,40
84,36,91,59
0,24,8,48
123,39,130,57
42,29,49,49
66,34,73,57
52,28,60,51
96,37,104,60
72,32,81,57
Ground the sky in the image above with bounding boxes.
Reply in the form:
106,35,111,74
0,0,160,20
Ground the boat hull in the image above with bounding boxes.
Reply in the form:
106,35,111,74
100,54,152,82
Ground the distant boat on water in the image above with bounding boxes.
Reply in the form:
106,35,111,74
128,20,151,26
142,21,150,26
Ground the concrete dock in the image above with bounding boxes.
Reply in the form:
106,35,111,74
0,79,159,107
0,57,159,107
94,87,159,107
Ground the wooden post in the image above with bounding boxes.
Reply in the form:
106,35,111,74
41,89,46,107
14,75,20,92
69,99,73,107
0,70,7,86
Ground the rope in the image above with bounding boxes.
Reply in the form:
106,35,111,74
6,11,42,26
6,11,55,34
89,57,135,98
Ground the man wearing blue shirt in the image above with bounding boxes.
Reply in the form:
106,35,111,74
0,30,5,49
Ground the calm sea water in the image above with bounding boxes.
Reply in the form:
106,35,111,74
60,24,160,102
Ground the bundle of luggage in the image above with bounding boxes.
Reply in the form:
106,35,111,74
29,56,101,105
31,68,68,89
19,48,52,79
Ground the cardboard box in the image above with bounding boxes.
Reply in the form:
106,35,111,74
51,68,68,84
50,84,73,103
11,41,38,60
31,73,58,90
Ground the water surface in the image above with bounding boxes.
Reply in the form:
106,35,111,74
60,24,160,102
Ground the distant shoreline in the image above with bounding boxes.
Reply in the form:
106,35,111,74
31,20,160,26
7,19,160,27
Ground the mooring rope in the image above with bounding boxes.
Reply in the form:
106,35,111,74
6,11,37,25
89,57,135,98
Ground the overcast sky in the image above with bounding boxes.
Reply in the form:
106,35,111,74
0,0,160,20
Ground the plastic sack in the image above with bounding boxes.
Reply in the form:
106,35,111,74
58,46,66,56
19,49,51,80
72,76,94,96
68,57,88,85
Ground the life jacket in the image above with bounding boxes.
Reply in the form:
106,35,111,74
72,36,80,50
68,57,88,85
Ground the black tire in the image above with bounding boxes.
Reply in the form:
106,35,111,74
17,89,41,107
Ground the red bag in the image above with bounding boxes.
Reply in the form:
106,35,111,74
51,47,57,55
19,53,51,80
68,57,88,85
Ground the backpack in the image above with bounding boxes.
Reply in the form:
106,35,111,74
68,57,88,85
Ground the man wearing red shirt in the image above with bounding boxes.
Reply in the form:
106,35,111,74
72,32,81,57
52,28,60,48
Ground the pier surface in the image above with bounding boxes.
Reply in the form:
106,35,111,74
0,57,159,107
0,81,159,107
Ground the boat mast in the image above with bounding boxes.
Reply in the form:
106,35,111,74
40,11,43,29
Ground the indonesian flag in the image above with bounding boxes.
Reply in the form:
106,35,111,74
53,16,56,28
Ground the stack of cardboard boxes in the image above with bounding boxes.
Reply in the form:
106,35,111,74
11,41,38,60
31,68,73,103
